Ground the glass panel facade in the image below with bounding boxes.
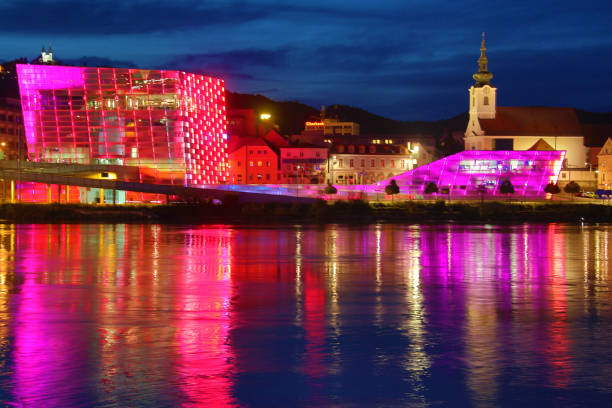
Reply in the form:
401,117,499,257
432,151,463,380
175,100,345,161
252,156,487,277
362,150,565,198
16,65,228,186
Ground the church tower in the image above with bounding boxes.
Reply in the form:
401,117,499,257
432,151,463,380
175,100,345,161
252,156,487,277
41,44,54,64
465,33,497,149
468,33,496,120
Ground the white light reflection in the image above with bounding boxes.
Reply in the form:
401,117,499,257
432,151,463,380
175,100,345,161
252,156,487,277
465,225,500,406
400,226,429,401
151,225,161,281
325,225,341,375
374,224,383,329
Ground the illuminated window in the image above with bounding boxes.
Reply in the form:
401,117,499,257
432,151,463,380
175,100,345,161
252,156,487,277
380,160,385,167
484,96,489,105
249,161,254,166
257,161,262,166
350,159,354,168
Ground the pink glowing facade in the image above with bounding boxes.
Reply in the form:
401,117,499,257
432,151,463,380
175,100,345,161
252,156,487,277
357,150,566,198
16,64,228,186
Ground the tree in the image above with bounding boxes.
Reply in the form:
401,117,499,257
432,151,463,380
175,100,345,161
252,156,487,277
385,179,400,201
564,181,581,201
324,182,337,195
476,184,487,205
498,179,514,201
544,182,561,200
424,182,438,195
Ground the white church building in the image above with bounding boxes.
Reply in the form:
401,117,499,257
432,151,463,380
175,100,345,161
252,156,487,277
464,34,588,169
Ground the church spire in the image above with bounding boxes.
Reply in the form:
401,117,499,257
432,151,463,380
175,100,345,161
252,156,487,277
473,32,493,87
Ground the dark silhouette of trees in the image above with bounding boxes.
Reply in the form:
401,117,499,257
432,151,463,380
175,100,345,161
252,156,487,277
499,179,514,200
324,182,337,195
424,182,438,194
476,184,487,204
544,182,561,200
564,181,581,201
564,181,580,194
385,179,400,201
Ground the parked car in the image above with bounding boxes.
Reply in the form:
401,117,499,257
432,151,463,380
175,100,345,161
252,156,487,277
577,191,596,198
583,191,596,198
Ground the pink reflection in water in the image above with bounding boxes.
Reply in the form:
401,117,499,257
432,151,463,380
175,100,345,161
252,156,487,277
546,225,571,388
173,228,235,407
3,223,606,407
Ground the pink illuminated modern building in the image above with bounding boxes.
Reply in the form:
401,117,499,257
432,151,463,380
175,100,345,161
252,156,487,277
16,64,228,188
345,150,566,199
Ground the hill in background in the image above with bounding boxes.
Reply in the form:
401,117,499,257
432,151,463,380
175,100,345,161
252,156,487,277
3,60,611,155
227,91,469,154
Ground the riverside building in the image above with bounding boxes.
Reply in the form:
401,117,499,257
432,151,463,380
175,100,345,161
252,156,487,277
12,64,227,203
464,34,588,169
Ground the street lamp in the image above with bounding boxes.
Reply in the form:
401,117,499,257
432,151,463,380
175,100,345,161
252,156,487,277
330,155,337,184
296,165,302,197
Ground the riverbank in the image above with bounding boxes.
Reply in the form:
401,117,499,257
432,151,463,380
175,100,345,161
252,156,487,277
1,200,611,223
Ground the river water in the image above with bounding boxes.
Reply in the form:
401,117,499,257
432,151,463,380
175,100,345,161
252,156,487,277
0,223,611,407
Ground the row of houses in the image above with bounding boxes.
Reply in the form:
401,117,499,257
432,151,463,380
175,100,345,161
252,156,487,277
226,109,435,185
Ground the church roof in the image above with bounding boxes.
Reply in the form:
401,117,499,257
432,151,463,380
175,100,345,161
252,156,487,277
479,107,582,136
528,138,555,150
581,123,612,147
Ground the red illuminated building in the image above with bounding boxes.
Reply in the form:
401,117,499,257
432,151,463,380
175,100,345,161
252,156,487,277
14,64,227,202
228,137,279,184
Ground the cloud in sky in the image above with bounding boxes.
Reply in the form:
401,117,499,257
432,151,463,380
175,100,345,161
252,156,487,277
0,0,610,120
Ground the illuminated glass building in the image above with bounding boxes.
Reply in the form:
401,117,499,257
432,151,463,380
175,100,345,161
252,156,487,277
355,150,566,198
16,64,228,187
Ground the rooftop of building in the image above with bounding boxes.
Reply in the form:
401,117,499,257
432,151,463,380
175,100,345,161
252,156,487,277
479,107,583,137
228,136,272,153
581,123,612,147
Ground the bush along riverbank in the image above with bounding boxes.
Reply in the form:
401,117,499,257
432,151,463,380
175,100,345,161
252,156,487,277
1,200,612,224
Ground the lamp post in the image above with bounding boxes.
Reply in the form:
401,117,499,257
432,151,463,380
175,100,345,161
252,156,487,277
296,165,303,197
17,123,21,202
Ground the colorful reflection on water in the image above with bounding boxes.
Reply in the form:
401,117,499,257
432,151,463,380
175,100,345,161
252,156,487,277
0,223,611,407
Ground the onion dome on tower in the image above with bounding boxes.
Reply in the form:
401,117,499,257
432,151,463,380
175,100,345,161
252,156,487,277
473,32,493,87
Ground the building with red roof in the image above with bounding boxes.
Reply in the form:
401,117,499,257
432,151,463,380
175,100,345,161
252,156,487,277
228,137,279,184
464,34,588,169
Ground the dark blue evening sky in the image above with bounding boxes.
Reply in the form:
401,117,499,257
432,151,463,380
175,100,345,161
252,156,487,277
0,0,611,120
